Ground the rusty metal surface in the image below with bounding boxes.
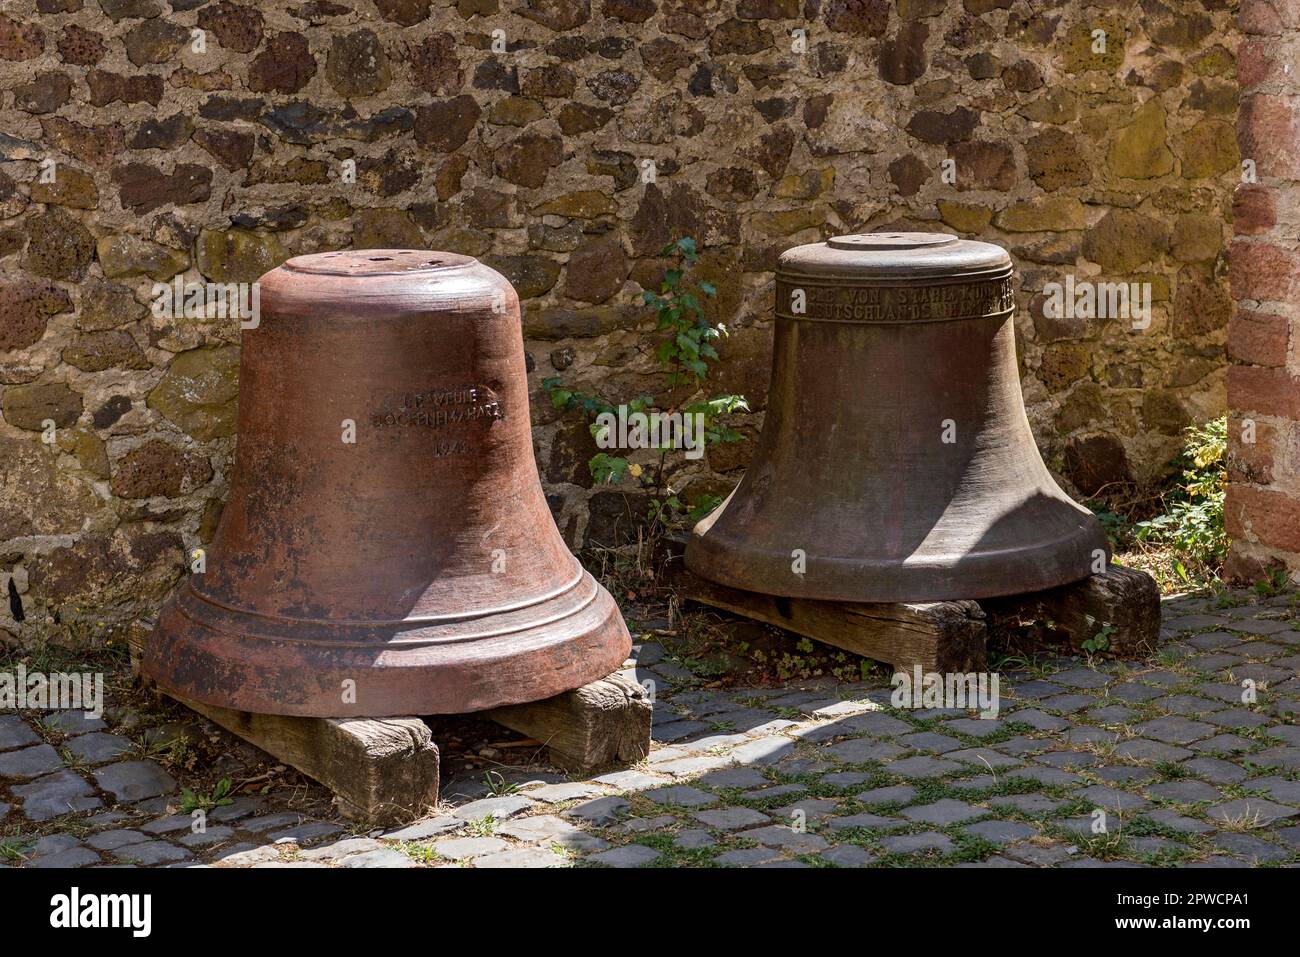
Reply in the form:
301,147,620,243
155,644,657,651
143,250,630,718
686,232,1109,602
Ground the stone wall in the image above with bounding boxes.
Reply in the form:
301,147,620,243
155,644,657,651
0,0,1237,637
1225,0,1300,580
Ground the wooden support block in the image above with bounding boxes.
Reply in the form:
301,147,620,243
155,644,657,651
978,565,1160,658
681,572,987,673
164,692,439,826
125,620,153,680
487,672,651,774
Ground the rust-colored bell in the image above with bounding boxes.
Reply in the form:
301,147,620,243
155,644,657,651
143,250,630,718
687,232,1109,602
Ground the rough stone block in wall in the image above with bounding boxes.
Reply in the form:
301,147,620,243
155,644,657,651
0,0,1236,633
1229,0,1300,582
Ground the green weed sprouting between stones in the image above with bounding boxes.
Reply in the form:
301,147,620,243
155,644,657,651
179,777,235,813
482,770,520,796
544,237,748,533
0,836,34,862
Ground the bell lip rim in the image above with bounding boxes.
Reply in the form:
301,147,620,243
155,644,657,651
679,571,1104,603
141,587,633,718
683,525,1112,603
177,559,591,641
169,575,606,648
278,249,481,277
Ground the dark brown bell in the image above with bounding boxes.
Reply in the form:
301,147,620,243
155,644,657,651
142,250,630,718
687,232,1109,602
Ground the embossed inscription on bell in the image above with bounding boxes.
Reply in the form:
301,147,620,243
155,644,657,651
686,232,1109,602
142,250,631,718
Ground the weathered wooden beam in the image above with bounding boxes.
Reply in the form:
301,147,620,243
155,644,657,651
681,572,988,673
486,672,651,773
163,691,439,826
125,620,152,679
978,565,1161,658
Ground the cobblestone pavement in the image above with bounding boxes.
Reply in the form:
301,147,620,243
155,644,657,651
3,589,1300,868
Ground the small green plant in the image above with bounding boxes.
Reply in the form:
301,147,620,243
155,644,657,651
0,836,33,862
400,841,441,864
466,814,497,837
680,652,728,678
1135,417,1226,582
545,237,748,533
1081,621,1115,655
1090,507,1131,542
482,770,520,796
1253,566,1290,597
126,735,193,769
179,777,235,813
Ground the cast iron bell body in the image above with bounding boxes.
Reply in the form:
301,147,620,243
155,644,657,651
686,232,1109,602
143,250,631,717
